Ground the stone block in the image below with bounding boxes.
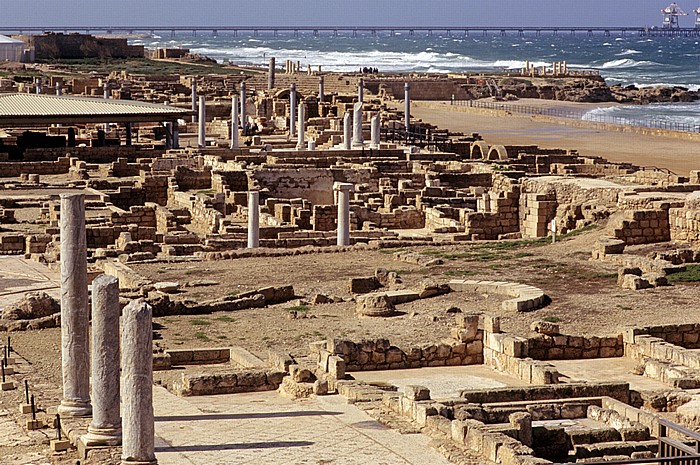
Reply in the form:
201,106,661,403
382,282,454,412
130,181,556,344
404,385,430,401
50,439,71,452
484,315,501,333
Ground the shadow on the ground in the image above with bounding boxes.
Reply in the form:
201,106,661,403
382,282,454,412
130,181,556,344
155,441,314,452
155,411,341,422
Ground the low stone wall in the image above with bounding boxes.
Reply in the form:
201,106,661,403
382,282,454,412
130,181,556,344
166,347,231,365
315,318,484,372
0,157,71,178
527,332,624,360
449,279,546,312
459,382,630,404
609,208,670,245
0,234,25,254
173,369,287,396
483,324,560,385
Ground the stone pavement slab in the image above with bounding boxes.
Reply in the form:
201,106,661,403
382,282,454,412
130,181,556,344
552,357,669,391
152,386,455,465
0,256,60,307
351,365,527,399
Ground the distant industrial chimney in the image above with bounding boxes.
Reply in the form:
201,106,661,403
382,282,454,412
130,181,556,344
661,2,688,29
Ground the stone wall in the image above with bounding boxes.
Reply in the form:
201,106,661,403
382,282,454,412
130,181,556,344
520,193,557,238
528,333,624,360
312,205,337,231
0,157,70,178
609,208,670,245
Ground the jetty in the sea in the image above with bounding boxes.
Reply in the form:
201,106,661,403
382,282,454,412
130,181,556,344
0,25,699,38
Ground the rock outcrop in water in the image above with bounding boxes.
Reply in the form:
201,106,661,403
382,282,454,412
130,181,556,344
610,84,700,104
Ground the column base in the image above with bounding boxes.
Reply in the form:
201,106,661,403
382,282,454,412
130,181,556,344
82,425,122,446
58,399,92,417
121,458,158,465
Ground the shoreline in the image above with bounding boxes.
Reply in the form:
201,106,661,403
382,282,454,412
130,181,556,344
408,100,700,176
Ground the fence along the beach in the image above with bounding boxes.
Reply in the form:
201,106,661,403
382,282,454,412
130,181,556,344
452,99,700,134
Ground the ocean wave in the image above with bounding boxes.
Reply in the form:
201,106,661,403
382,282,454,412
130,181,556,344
583,102,700,127
616,49,642,56
189,45,551,72
600,58,660,69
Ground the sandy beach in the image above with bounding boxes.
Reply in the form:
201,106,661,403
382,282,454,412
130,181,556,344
410,98,700,176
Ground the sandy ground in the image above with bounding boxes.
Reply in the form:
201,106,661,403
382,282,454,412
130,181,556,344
408,99,700,176
122,226,700,362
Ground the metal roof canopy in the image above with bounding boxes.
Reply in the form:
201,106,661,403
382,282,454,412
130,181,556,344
0,93,193,127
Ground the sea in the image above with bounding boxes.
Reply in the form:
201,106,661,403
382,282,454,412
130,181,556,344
133,32,700,129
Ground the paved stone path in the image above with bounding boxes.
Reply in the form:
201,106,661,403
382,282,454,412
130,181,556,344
352,365,526,399
153,387,454,465
0,256,60,307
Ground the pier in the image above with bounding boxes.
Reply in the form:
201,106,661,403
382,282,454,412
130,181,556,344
1,26,699,38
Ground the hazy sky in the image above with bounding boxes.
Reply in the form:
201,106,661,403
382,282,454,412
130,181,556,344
2,0,698,28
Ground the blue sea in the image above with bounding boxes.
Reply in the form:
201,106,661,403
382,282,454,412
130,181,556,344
133,32,700,128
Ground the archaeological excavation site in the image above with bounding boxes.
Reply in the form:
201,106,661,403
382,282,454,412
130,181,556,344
2,41,700,465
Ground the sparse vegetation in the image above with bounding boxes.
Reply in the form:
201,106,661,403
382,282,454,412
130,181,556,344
668,265,700,283
190,319,212,326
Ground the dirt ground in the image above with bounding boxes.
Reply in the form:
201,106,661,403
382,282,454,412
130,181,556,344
108,225,700,362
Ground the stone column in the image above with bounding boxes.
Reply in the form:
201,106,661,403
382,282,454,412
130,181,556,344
230,95,239,150
191,80,197,123
197,95,206,148
352,102,363,147
164,122,173,150
296,102,305,150
307,139,316,151
289,83,297,137
358,78,364,103
404,82,411,133
343,112,352,150
268,57,275,90
121,300,157,465
35,78,42,94
103,82,110,100
58,194,92,418
240,81,247,127
335,183,354,246
370,114,380,149
318,76,325,103
55,82,62,96
82,275,122,446
247,191,260,248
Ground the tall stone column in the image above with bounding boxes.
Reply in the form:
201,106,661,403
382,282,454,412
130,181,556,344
103,82,110,100
404,82,411,133
121,300,157,465
240,81,247,127
82,274,121,446
55,82,62,96
335,183,354,246
58,194,92,417
343,112,352,150
352,102,363,147
197,95,206,148
370,114,380,149
35,78,42,94
268,57,275,90
289,83,297,137
247,191,260,248
230,95,239,150
318,76,325,103
358,78,364,103
296,103,305,150
191,80,197,123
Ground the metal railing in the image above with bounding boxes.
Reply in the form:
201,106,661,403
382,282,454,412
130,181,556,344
451,99,700,134
381,126,454,152
554,418,700,465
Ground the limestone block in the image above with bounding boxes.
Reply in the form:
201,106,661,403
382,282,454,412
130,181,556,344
484,315,501,333
403,385,430,401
